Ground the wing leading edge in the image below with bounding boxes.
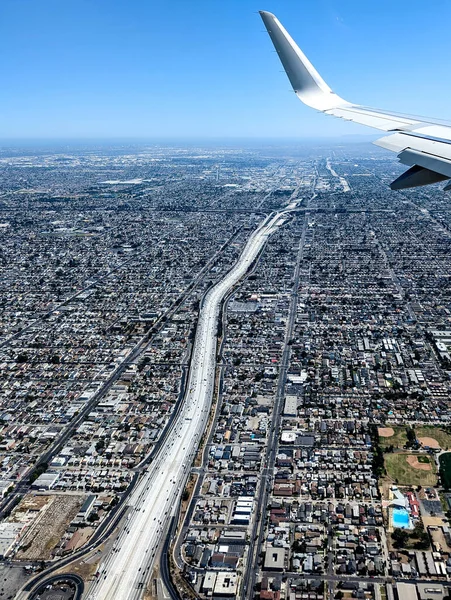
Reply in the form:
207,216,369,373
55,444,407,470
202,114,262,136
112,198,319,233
260,10,451,191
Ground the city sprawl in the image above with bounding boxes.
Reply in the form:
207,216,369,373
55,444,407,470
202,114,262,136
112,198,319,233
1,142,451,600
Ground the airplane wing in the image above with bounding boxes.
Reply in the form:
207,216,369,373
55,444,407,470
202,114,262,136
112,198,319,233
260,10,451,191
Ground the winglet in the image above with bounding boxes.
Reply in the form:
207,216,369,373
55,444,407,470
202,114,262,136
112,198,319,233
260,11,451,191
259,10,350,111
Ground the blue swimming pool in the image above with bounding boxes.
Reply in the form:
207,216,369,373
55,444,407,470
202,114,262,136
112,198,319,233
392,507,412,529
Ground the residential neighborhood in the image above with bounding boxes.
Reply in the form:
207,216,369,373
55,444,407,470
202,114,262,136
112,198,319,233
1,143,451,600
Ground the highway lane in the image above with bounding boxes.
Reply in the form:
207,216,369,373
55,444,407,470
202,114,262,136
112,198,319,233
85,208,295,600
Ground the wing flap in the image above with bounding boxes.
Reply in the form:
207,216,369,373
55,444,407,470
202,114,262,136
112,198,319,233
399,149,451,178
390,166,449,190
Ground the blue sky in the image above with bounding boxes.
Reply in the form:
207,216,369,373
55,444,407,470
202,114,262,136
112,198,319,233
1,0,450,139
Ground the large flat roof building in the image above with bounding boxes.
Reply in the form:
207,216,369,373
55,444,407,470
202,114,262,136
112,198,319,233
213,572,238,597
283,396,297,417
263,547,286,571
396,583,418,600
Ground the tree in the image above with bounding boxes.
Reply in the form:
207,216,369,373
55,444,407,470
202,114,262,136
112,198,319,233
292,540,307,553
392,528,409,549
29,462,48,484
87,512,99,523
406,427,416,443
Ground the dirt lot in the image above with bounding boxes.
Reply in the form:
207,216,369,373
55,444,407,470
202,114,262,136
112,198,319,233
64,526,94,552
58,557,99,582
15,494,83,560
428,524,451,552
11,494,50,518
423,516,445,527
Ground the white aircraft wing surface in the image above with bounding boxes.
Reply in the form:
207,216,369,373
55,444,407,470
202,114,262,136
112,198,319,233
260,10,451,191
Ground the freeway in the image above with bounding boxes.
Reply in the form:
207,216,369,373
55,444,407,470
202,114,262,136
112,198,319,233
85,207,296,600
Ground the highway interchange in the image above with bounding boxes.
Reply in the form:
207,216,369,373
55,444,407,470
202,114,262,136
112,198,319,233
83,206,296,600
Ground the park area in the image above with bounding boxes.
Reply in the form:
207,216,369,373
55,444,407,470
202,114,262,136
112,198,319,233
378,426,407,449
384,452,437,487
416,426,451,450
378,425,451,450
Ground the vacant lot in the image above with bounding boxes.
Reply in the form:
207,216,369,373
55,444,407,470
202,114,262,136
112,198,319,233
16,494,83,560
429,522,451,552
385,453,437,487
